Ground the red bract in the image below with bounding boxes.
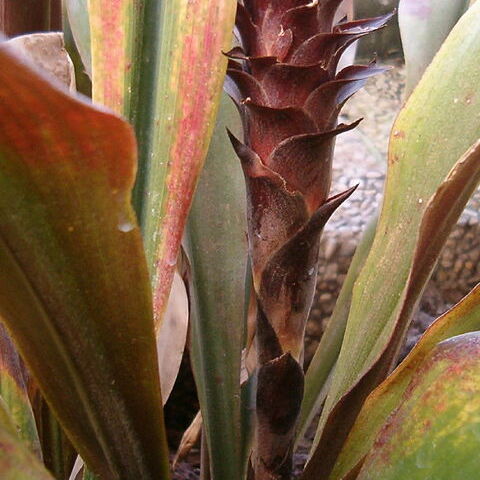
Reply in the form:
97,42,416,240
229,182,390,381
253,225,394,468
228,1,392,478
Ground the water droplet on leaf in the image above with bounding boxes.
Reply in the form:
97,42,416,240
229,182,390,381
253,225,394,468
118,221,134,233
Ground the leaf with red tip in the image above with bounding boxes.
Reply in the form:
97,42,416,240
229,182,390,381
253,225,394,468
88,0,236,332
0,45,169,479
137,1,237,327
87,0,138,115
306,132,480,480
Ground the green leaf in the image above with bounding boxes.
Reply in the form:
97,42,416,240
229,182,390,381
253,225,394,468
83,468,98,480
87,0,236,328
297,218,377,443
0,45,169,479
0,398,54,480
331,278,480,479
303,3,480,477
136,1,237,327
64,0,91,78
0,323,40,457
307,140,480,480
399,0,470,96
64,0,92,96
357,332,480,480
186,92,248,479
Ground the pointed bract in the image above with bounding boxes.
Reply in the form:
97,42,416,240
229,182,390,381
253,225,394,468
229,1,391,477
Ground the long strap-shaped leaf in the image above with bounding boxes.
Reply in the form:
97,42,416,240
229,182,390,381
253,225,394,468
65,0,92,79
87,0,236,326
28,387,77,480
137,0,236,326
0,45,169,480
303,4,480,478
187,92,248,479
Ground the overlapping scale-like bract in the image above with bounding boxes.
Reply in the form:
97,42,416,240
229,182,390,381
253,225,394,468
228,2,392,478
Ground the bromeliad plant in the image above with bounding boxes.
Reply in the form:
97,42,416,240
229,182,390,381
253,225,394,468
225,3,391,476
0,1,479,480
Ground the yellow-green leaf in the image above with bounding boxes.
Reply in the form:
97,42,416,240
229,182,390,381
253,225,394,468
87,0,236,330
138,0,237,328
298,218,377,443
186,92,248,479
331,280,480,479
87,0,137,115
304,4,480,477
357,332,480,480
